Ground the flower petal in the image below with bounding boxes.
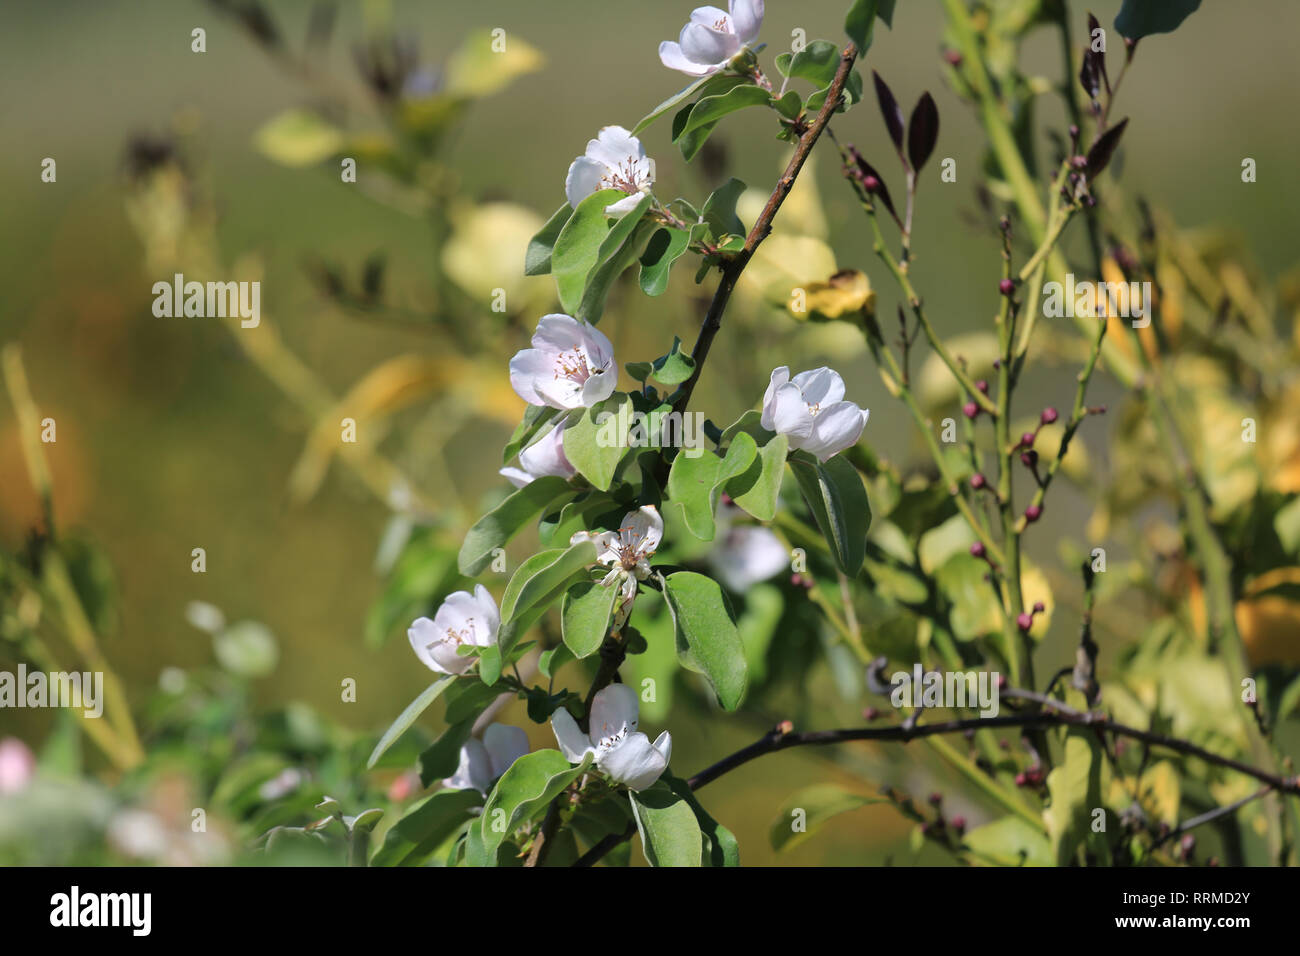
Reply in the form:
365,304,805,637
565,155,606,210
652,730,673,765
804,401,869,461
508,347,558,407
678,21,740,66
659,40,717,76
760,366,792,431
598,732,668,791
551,708,594,764
729,0,764,45
792,366,845,409
443,737,492,793
498,466,533,489
580,367,617,406
408,616,469,675
621,504,664,558
586,125,645,170
482,723,529,779
471,583,501,646
771,381,815,438
589,683,639,742
518,424,575,480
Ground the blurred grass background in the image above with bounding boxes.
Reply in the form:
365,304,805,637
2,0,1298,863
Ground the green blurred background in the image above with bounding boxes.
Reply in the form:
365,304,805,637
3,0,1299,863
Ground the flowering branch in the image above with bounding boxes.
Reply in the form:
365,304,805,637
669,43,860,419
576,710,1300,867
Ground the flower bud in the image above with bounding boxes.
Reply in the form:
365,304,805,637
1024,504,1042,522
1040,407,1059,425
969,541,986,559
970,473,987,490
999,278,1015,296
963,400,979,419
1017,612,1033,631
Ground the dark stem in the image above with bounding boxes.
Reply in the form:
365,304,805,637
668,43,859,421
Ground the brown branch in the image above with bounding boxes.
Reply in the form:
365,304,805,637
669,43,859,419
574,710,1300,866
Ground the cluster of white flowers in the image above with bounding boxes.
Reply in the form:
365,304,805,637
406,0,873,804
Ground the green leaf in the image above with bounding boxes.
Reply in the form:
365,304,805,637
499,538,599,646
784,40,842,89
726,433,788,521
773,90,803,120
562,393,633,491
639,225,702,297
701,177,747,240
844,0,880,52
479,750,591,859
630,782,703,867
632,73,753,135
662,571,748,710
651,336,697,386
1044,729,1112,866
675,85,773,139
577,197,656,324
370,788,481,866
667,431,757,540
551,188,624,313
962,816,1051,867
417,718,476,785
1115,0,1202,40
561,579,620,658
877,0,896,27
524,203,573,276
366,675,455,769
769,783,882,851
666,776,740,866
538,642,575,679
254,109,344,167
458,475,573,575
789,450,871,576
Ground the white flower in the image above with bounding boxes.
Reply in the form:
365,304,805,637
565,126,656,217
443,723,530,794
659,1,764,77
509,313,617,410
571,505,663,605
407,584,500,676
500,422,577,488
711,524,789,592
761,366,869,462
551,684,671,791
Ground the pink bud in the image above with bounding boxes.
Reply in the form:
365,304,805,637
1024,504,1042,522
1040,406,1059,425
963,401,979,419
1016,612,1033,631
999,278,1015,296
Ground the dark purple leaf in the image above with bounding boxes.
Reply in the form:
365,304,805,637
872,71,905,153
906,92,939,173
1085,117,1128,179
848,145,899,223
1079,13,1109,101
